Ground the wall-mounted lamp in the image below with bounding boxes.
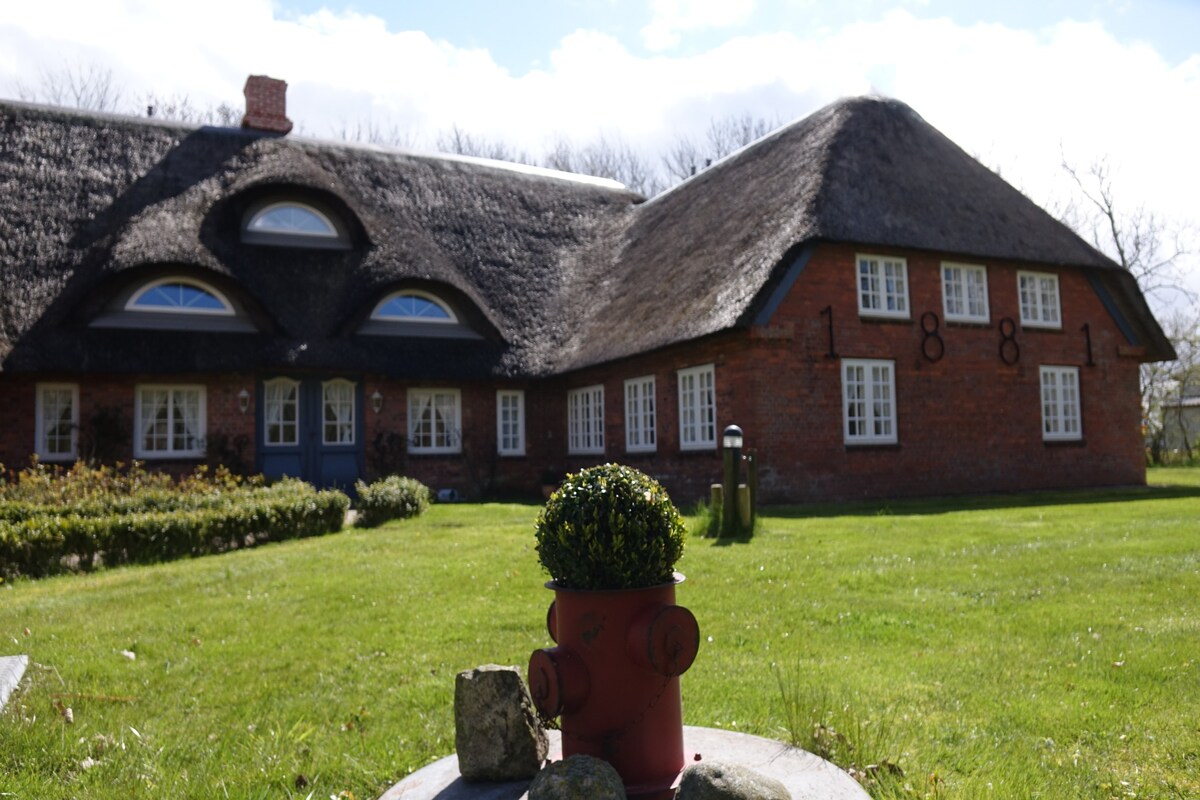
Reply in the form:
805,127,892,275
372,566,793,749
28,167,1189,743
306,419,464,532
237,388,250,414
371,390,384,414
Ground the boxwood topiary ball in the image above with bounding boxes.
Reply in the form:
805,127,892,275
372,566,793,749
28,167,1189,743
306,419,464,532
534,463,685,590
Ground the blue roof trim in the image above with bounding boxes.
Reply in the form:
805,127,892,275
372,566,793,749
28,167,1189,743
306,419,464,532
753,243,817,326
1086,274,1138,346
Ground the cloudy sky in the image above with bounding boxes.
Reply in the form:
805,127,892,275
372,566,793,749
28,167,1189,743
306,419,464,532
2,0,1197,306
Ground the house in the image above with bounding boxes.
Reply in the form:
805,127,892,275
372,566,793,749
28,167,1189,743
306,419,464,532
0,76,1175,503
1161,391,1200,456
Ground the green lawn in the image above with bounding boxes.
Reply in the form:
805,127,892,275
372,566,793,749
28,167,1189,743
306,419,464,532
2,468,1198,799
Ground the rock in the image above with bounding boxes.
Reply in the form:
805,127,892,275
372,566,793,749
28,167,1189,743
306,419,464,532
677,760,791,800
528,755,626,800
454,664,547,782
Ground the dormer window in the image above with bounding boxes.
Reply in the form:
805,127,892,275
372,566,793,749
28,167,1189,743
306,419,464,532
127,279,234,315
247,202,338,238
371,292,457,323
92,272,255,332
358,288,482,340
241,199,349,249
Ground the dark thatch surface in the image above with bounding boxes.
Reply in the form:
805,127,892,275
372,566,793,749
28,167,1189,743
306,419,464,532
0,95,1173,379
556,96,1173,368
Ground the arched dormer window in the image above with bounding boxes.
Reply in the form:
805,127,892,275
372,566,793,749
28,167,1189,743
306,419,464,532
371,291,457,323
92,272,256,332
127,278,234,316
241,199,350,249
358,288,482,340
247,202,338,238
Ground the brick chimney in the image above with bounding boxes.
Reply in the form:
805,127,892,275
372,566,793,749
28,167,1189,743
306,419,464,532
241,75,293,135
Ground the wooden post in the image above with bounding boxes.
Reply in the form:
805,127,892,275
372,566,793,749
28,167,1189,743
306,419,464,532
746,450,757,533
722,448,736,536
737,484,751,529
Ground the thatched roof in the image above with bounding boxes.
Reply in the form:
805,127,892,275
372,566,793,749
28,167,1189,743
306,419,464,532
555,96,1174,368
0,95,1174,379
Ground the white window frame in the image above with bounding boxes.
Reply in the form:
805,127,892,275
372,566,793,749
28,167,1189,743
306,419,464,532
408,389,462,454
842,359,898,445
263,378,300,447
1018,271,1062,329
677,364,717,451
322,379,357,446
126,277,235,316
134,385,206,458
246,202,339,238
496,390,525,456
624,376,657,453
35,383,79,461
1040,365,1082,441
941,262,990,323
857,254,910,319
370,290,458,324
568,385,605,455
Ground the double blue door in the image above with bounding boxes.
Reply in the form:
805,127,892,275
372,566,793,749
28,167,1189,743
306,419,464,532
256,377,363,491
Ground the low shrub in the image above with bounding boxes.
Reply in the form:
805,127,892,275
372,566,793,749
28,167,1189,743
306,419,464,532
0,479,349,579
353,476,431,528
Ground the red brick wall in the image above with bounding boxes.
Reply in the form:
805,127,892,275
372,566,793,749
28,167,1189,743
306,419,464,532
0,243,1149,504
734,242,1146,502
0,373,255,476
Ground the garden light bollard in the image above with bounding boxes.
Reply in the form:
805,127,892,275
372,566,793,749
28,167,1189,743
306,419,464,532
528,576,700,799
722,424,744,536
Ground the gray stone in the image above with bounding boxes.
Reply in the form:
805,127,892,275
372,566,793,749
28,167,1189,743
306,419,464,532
677,760,791,800
0,655,28,711
455,665,548,782
527,755,626,800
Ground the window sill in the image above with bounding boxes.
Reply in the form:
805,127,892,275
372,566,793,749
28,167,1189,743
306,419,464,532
858,315,913,325
844,442,901,451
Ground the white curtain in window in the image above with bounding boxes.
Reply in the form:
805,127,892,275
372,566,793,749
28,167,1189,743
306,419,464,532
324,381,355,444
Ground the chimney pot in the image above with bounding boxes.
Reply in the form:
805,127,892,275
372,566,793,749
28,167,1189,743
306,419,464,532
241,75,293,135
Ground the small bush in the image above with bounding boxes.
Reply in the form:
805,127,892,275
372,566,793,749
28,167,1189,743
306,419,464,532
0,473,348,580
353,476,431,528
535,463,685,590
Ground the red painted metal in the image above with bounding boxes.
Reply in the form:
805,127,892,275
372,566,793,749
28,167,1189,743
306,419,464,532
528,575,700,799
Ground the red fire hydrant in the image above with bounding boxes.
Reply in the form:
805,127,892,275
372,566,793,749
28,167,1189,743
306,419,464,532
528,576,700,798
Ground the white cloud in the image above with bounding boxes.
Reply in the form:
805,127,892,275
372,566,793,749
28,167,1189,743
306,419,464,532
640,0,756,51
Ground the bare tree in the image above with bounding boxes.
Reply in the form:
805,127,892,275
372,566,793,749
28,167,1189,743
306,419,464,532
329,119,416,148
142,93,239,126
1060,156,1194,306
16,62,124,112
663,113,780,182
545,134,664,197
436,124,533,165
1060,155,1198,463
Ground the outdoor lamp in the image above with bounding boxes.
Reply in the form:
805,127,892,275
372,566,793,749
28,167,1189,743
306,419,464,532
371,390,384,414
237,388,250,414
722,424,743,450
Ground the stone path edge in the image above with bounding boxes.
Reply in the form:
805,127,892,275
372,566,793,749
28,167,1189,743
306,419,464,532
379,725,870,799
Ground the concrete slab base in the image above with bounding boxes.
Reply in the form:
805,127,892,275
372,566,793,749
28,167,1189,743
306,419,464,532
379,725,870,799
0,654,29,711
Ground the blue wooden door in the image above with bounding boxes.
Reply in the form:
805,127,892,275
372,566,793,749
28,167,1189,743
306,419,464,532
257,376,363,491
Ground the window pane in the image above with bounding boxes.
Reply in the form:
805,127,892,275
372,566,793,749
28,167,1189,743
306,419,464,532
374,293,454,321
323,382,355,445
248,204,337,236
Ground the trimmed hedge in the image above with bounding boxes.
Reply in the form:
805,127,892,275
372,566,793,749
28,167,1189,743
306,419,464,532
0,479,349,579
353,476,431,528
